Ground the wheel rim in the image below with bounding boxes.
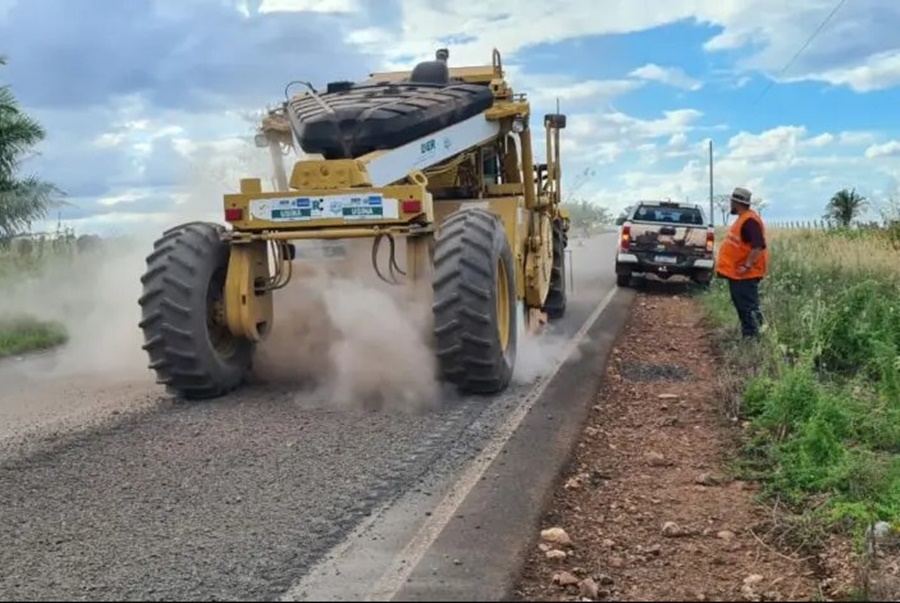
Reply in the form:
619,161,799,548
206,267,238,358
496,257,510,352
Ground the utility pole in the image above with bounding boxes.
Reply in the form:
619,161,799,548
708,139,714,227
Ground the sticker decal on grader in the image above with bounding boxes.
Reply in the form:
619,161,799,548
249,194,400,222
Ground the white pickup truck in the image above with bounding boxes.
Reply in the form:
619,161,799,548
613,201,715,287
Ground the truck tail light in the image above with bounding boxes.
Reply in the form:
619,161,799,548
401,199,422,214
706,228,715,252
620,223,631,250
225,208,244,222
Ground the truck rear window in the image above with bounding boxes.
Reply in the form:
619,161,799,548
633,205,705,225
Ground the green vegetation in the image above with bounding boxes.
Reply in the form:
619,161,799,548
561,199,612,236
704,226,900,541
0,55,71,357
1,55,66,237
0,314,67,357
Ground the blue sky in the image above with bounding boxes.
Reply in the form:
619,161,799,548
3,0,900,235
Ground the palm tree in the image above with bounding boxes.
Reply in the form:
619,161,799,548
824,188,867,228
0,55,64,238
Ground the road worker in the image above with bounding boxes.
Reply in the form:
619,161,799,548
715,187,769,338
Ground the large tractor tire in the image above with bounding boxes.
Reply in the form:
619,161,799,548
542,218,568,320
432,207,517,395
138,222,254,400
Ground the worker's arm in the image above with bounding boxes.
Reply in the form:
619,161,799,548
737,219,766,273
744,246,762,269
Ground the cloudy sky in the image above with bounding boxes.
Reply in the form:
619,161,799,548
3,0,900,235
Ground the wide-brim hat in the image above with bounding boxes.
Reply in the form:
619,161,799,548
730,187,752,205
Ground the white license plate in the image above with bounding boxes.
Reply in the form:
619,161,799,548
655,255,677,264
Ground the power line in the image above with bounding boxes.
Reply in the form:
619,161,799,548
749,0,849,108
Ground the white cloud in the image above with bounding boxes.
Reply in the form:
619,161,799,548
629,64,702,91
575,124,890,220
96,190,151,207
668,133,688,149
782,50,900,93
805,133,834,147
501,65,645,111
865,140,900,159
257,0,359,14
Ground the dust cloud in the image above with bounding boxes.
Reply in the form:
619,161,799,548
0,238,153,379
253,240,440,413
512,321,581,385
0,140,238,380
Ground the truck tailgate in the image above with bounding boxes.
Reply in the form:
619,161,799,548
629,221,708,255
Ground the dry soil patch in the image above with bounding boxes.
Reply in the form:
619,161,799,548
515,291,821,602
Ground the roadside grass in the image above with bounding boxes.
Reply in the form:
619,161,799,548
702,227,900,548
0,314,68,358
0,242,78,357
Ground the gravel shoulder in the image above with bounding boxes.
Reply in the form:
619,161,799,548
514,290,823,602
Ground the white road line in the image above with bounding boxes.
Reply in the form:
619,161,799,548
365,286,620,601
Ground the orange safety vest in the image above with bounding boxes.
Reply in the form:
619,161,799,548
716,210,769,280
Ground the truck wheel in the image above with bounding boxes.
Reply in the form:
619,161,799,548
432,207,517,395
616,272,631,287
691,271,712,290
542,218,567,320
138,221,254,400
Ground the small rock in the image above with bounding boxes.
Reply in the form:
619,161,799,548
578,577,599,599
644,451,668,467
585,426,600,436
717,530,736,541
662,521,680,536
646,543,662,556
541,527,573,546
872,521,893,540
743,574,764,585
453,558,462,565
538,543,552,552
552,571,579,587
658,393,679,399
601,539,615,548
564,476,584,490
694,473,728,486
545,549,567,561
597,574,615,585
608,556,625,568
695,472,717,486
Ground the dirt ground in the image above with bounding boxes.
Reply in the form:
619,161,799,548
514,291,826,602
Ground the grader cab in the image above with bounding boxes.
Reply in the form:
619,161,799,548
138,48,570,400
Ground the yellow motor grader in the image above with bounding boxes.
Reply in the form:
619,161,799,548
137,48,569,400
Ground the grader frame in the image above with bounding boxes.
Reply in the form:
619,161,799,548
138,48,569,400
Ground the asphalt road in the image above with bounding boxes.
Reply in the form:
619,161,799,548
0,232,620,602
